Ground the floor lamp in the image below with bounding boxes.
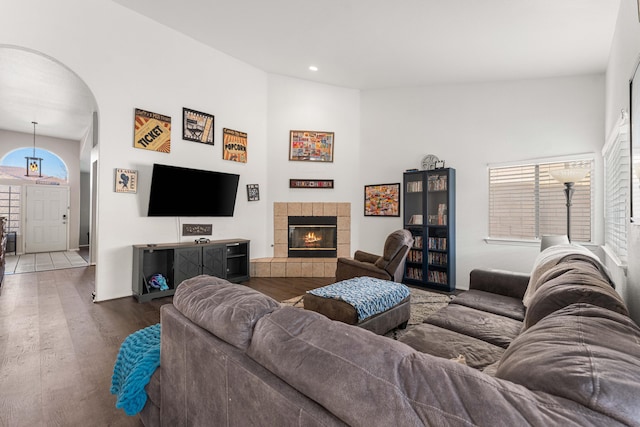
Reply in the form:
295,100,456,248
550,167,590,242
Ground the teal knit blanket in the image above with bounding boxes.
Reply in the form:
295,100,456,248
110,323,161,416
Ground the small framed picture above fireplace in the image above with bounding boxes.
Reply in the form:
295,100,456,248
364,183,400,217
289,179,334,189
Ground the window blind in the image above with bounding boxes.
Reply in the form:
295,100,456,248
602,113,629,263
489,159,592,242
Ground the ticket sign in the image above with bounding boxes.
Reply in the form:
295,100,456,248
134,108,171,153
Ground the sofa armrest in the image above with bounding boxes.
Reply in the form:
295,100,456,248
353,250,381,264
469,269,530,300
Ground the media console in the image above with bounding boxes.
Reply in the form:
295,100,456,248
132,238,250,302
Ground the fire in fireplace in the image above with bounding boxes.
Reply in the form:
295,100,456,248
288,216,337,258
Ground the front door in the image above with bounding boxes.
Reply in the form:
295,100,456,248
25,185,69,253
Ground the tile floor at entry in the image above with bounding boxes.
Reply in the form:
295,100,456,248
5,251,89,274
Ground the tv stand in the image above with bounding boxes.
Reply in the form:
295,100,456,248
132,238,250,302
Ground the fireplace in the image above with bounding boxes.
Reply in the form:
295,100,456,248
288,216,337,258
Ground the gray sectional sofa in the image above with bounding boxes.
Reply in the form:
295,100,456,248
141,244,640,426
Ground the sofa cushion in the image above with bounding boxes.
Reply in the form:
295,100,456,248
523,263,628,330
398,323,505,369
173,275,279,350
496,303,640,426
248,306,620,426
450,289,525,321
522,244,612,307
424,304,522,348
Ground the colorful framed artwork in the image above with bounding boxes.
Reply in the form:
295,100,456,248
223,128,247,163
133,108,171,153
247,184,260,201
289,179,334,189
364,183,400,217
289,130,334,162
114,168,138,193
182,108,214,145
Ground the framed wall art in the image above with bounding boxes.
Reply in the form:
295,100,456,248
289,130,334,162
247,184,260,201
223,128,247,163
182,224,213,236
133,108,171,153
364,183,400,217
182,107,214,145
289,179,334,189
114,168,138,193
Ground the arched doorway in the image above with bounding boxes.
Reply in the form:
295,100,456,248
0,45,99,265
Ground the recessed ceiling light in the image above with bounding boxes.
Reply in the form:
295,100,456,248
309,65,318,72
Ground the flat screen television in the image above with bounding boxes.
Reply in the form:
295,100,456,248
147,163,240,217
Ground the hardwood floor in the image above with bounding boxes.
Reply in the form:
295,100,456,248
0,266,334,426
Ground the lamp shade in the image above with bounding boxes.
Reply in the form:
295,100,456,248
550,167,590,184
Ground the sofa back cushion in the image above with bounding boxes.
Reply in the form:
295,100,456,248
373,229,412,270
173,275,279,350
496,303,640,425
523,261,628,330
522,244,612,307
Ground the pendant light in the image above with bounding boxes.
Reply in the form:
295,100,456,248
25,121,43,177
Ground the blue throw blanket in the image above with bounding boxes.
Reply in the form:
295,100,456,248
111,323,161,416
307,277,410,321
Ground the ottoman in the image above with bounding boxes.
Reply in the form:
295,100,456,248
303,277,411,335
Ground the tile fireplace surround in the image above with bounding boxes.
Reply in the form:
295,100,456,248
250,202,351,278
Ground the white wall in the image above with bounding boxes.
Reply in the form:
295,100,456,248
0,129,81,252
0,0,614,302
1,0,270,301
361,75,605,289
266,75,361,253
605,0,640,323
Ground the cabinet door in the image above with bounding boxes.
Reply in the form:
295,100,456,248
425,168,455,291
174,247,202,286
403,171,426,284
202,245,225,278
404,172,424,227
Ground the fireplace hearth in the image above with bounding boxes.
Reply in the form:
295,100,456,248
288,216,337,258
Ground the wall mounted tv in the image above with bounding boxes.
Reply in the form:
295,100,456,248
147,163,240,217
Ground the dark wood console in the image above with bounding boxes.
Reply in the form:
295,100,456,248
132,238,250,302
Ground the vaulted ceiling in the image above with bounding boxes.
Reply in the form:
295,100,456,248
0,1,621,147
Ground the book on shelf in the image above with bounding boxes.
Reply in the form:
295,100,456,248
406,181,423,193
427,270,448,284
405,267,423,281
427,237,447,251
409,214,423,225
428,252,448,266
427,175,448,191
437,203,447,225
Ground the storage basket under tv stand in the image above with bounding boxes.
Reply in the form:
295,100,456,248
132,238,250,302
